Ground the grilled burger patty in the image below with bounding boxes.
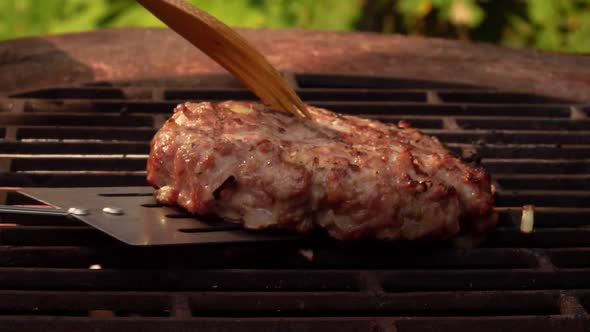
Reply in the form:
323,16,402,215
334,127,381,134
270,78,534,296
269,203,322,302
147,101,497,241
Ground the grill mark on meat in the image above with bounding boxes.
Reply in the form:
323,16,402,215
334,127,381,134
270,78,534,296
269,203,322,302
148,101,497,241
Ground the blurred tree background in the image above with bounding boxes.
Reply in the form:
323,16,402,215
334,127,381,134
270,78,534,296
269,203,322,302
1,0,589,53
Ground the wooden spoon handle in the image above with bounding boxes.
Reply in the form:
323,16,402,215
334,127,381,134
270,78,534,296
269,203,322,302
136,0,310,118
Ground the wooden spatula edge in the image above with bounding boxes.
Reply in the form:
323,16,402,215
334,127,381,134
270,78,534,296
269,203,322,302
136,0,311,119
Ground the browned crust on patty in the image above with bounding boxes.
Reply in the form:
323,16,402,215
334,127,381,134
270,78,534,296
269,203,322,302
147,101,497,241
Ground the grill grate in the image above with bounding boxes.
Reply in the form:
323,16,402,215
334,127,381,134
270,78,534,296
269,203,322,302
1,73,589,331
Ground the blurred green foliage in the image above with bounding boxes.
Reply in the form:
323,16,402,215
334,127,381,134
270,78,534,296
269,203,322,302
1,0,589,53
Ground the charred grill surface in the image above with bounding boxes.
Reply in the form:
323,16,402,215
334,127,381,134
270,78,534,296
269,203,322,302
1,73,589,331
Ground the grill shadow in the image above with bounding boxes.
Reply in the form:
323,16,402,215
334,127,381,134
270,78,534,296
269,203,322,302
0,291,171,317
188,291,561,317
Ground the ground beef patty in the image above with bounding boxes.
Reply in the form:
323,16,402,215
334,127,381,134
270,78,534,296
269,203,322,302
147,101,497,241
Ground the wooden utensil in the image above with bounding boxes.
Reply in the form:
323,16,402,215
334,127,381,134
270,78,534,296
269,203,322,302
136,0,310,118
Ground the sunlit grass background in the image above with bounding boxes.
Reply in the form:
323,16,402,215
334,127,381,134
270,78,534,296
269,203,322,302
1,0,589,53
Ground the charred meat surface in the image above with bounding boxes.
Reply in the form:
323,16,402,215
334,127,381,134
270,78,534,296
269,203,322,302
147,101,496,241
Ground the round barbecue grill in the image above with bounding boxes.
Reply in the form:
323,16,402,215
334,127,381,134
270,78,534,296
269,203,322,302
1,28,590,331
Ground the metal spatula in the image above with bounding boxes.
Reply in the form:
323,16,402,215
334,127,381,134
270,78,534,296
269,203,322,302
136,0,310,118
4,187,296,246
